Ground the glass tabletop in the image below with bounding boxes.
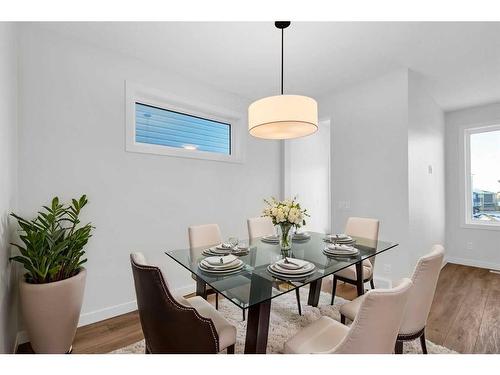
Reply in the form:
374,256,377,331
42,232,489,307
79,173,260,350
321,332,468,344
165,232,398,310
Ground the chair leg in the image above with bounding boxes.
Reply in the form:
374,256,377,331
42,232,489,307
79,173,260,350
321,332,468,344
420,331,428,354
215,293,219,310
227,344,235,354
295,288,302,315
331,276,338,305
340,314,346,325
395,340,403,354
242,308,246,321
370,279,375,289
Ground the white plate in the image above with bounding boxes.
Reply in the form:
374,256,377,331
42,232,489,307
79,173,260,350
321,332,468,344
210,249,233,256
262,235,279,241
200,259,242,270
275,257,310,270
267,265,316,279
198,262,244,274
323,249,359,257
272,262,315,275
203,254,238,266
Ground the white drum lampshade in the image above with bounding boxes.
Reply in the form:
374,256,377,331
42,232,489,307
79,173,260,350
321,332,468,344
248,94,318,139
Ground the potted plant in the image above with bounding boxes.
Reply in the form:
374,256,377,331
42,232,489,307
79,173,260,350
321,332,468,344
10,195,93,353
262,197,309,251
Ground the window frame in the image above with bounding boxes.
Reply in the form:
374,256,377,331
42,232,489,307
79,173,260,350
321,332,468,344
125,81,245,163
463,123,500,230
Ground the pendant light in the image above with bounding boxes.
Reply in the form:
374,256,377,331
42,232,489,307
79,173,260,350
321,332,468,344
248,21,318,140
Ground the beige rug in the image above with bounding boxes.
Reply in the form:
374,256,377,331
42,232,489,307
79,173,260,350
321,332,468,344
111,288,456,354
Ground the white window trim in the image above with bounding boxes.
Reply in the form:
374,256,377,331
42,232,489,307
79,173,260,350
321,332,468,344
461,122,500,230
125,81,245,163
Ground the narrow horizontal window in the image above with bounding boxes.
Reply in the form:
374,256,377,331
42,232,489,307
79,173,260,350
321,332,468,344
135,103,231,155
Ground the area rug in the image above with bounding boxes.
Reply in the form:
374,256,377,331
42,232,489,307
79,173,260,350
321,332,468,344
111,288,456,354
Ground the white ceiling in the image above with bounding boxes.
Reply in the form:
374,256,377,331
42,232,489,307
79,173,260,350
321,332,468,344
35,22,500,111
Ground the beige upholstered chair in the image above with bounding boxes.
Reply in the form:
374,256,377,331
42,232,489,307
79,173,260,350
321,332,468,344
189,224,247,320
188,224,222,309
247,217,275,239
331,217,380,304
247,216,302,315
284,278,413,354
130,252,236,353
340,245,445,354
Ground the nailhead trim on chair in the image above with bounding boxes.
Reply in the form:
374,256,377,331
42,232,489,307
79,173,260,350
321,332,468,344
132,259,220,352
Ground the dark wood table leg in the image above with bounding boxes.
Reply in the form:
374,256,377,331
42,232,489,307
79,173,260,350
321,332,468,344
195,277,207,299
307,278,322,307
244,300,271,354
355,262,364,296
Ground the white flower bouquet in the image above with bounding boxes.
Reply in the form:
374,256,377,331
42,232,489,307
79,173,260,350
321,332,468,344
262,197,309,250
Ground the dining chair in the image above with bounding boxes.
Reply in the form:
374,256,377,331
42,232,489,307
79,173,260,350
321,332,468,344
247,216,275,239
247,216,303,316
130,252,236,354
330,217,380,305
339,244,445,354
189,223,247,321
188,224,222,310
284,278,413,354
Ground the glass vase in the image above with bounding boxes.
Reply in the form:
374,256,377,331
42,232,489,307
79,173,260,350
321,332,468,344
278,223,293,251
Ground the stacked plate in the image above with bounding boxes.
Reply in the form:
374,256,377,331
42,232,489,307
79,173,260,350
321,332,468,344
323,243,359,257
324,233,356,245
198,254,245,275
292,231,311,241
261,235,279,244
267,257,316,279
202,243,249,256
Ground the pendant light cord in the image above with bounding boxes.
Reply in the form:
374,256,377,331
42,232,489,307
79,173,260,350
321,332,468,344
281,27,284,95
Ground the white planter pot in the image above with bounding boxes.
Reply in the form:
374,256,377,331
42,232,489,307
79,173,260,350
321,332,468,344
19,268,86,353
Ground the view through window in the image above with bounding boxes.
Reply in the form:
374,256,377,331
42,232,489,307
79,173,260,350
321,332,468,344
469,127,500,223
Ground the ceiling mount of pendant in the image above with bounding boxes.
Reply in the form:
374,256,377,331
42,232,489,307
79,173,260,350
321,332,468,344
274,21,291,29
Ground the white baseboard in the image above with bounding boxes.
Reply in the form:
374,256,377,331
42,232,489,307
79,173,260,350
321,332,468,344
447,256,500,271
78,300,138,327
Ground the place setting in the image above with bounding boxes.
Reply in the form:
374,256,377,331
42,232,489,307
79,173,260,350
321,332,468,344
202,237,251,257
198,254,247,275
323,233,356,245
323,242,360,258
292,230,311,242
267,256,316,281
261,234,279,244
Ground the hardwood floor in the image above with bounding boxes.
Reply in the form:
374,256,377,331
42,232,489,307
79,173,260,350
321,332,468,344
427,263,500,353
17,264,500,354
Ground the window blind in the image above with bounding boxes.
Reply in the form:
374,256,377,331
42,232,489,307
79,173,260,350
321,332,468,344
135,103,231,155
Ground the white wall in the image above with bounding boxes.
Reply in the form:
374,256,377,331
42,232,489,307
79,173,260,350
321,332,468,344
318,69,446,283
283,120,331,233
0,22,19,353
408,72,446,265
319,70,411,282
445,103,500,269
17,25,281,325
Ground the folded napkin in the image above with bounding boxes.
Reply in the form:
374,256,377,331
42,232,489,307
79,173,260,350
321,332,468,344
204,254,237,266
326,244,356,252
276,257,310,270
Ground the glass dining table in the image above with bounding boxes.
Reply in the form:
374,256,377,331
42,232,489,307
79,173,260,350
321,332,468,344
166,232,398,354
